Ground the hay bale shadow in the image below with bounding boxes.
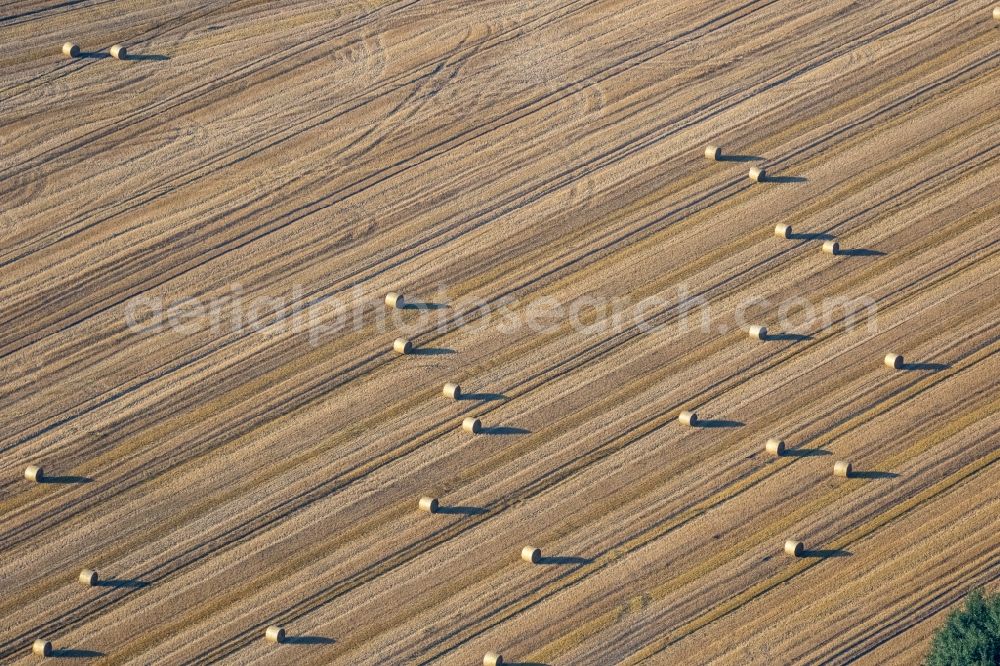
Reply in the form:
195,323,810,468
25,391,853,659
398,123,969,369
839,248,886,257
51,648,104,658
437,506,487,515
284,636,335,645
901,362,949,372
43,475,91,484
97,579,148,589
802,548,851,558
538,555,592,565
411,347,454,355
851,471,899,479
403,302,448,310
784,448,831,458
788,232,834,240
127,54,170,62
481,426,530,435
766,333,813,342
460,392,506,402
696,419,743,428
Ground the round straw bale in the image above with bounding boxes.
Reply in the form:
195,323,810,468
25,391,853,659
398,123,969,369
774,223,792,239
62,42,80,57
765,438,785,456
748,325,767,341
33,640,52,657
521,546,541,564
418,496,439,513
484,652,504,666
833,461,853,478
784,539,804,557
704,145,720,161
393,338,412,355
109,44,127,60
265,626,285,644
749,167,765,183
24,465,43,482
994,6,1000,20
443,382,461,400
79,569,98,586
822,240,839,255
678,410,697,427
385,292,404,309
884,353,903,369
462,417,482,434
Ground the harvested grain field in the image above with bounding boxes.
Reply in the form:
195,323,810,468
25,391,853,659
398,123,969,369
1,0,999,663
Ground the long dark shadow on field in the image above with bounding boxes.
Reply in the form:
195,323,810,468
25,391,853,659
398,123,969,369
538,555,592,565
696,419,743,428
788,232,834,241
411,347,454,355
852,471,899,479
437,506,487,516
43,475,91,484
719,154,760,162
839,248,886,257
126,54,170,62
768,175,808,183
403,302,448,310
284,636,335,645
460,392,506,402
767,333,812,342
481,426,530,436
97,579,148,589
902,362,950,372
784,448,830,458
802,549,851,558
51,648,104,658
77,52,109,59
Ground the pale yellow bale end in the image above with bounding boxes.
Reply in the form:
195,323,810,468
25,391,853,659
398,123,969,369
834,461,853,478
484,652,504,666
784,540,804,557
765,438,785,456
884,353,903,369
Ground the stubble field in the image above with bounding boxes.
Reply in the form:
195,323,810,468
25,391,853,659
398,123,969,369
1,0,999,663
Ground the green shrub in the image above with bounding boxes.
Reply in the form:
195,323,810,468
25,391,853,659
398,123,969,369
926,588,1000,666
